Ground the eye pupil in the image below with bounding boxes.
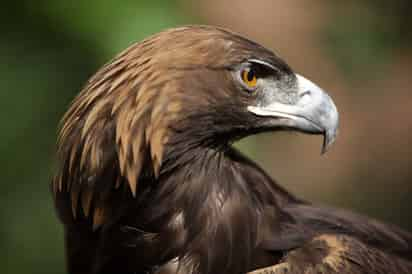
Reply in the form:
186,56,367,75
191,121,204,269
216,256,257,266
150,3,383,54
247,70,255,82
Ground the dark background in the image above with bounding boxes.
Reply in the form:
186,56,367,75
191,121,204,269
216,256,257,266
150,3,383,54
1,1,411,273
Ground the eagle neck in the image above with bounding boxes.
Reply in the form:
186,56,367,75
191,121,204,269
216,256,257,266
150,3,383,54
149,146,282,273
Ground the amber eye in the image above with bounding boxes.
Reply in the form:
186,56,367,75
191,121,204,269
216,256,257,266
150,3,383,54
241,67,258,89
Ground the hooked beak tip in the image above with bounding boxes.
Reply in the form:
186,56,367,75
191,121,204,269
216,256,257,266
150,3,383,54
321,128,338,155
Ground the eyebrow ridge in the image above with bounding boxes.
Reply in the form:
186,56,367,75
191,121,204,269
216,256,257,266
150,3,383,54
248,59,280,73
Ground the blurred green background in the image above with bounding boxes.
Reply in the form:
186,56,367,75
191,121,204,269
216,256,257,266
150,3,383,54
1,0,411,273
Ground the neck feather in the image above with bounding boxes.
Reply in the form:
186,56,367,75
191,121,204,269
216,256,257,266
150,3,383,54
138,146,285,273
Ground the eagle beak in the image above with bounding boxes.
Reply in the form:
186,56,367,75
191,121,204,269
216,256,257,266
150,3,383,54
248,74,339,154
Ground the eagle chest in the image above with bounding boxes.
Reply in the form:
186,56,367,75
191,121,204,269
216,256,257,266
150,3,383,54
148,186,263,274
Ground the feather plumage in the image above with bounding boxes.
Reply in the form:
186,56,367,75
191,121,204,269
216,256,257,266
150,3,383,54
52,26,412,274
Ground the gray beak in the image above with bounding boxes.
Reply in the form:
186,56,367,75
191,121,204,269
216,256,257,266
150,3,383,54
248,74,339,154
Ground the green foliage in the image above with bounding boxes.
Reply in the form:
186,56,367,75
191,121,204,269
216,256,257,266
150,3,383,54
36,0,189,57
322,0,412,83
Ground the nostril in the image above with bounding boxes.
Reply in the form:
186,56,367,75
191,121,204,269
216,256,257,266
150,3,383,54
300,90,311,97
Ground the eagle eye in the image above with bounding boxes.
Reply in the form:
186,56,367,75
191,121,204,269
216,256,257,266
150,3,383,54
238,61,274,92
241,67,258,89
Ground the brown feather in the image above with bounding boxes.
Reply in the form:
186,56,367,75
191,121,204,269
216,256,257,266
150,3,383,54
251,234,412,274
81,188,94,217
114,175,122,189
92,205,106,231
70,181,81,219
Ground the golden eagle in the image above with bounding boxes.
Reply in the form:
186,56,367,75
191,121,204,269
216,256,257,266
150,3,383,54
52,26,412,274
